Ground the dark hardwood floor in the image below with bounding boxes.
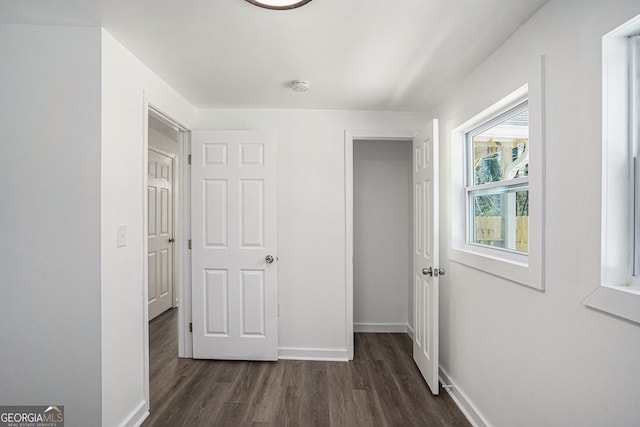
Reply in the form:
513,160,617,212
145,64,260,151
143,308,470,427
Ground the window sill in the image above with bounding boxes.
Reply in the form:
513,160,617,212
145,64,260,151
583,284,640,324
449,244,543,290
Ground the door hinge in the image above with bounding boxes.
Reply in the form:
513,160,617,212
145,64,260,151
188,154,192,165
188,239,192,249
189,322,192,333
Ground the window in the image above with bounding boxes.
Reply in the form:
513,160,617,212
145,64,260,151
584,13,640,324
632,35,640,283
449,81,544,290
465,101,529,254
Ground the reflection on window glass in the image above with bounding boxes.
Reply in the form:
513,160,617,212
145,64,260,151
467,105,529,254
473,109,528,185
469,186,529,253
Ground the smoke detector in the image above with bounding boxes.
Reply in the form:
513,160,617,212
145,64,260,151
290,80,311,92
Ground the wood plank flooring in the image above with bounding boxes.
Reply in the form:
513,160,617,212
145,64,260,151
143,308,470,427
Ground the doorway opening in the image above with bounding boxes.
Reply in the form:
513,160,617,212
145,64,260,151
352,139,413,337
345,123,440,394
345,131,415,360
143,105,191,416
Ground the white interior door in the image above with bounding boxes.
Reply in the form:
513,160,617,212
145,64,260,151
148,149,174,321
191,130,278,360
413,119,440,395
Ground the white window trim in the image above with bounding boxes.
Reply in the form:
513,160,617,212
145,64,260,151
583,14,640,324
449,60,545,290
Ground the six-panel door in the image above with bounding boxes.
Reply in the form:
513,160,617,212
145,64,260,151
191,131,278,360
413,120,440,395
148,149,174,321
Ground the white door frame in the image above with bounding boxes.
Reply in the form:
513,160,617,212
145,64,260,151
142,94,192,414
345,130,416,360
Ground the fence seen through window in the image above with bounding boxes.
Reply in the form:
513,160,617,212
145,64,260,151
466,103,529,253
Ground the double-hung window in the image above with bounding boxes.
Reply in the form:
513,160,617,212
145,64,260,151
465,101,529,254
449,82,542,290
585,12,640,324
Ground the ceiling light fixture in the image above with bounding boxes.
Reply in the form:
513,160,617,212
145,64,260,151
244,0,313,10
289,80,311,92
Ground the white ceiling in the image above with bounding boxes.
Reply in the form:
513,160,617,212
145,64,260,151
0,0,548,112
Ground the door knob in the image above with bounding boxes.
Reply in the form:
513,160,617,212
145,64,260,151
423,267,444,277
168,238,175,243
265,255,274,264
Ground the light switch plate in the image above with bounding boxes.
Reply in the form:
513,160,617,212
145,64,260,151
117,225,127,247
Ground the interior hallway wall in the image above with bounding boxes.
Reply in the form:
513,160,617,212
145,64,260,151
353,140,412,331
0,25,103,426
195,109,426,358
431,0,640,425
101,30,196,427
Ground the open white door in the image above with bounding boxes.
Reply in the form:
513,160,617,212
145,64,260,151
148,149,174,321
413,119,440,395
191,130,278,360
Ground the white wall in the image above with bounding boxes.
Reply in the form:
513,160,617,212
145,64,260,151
353,140,412,330
0,25,103,426
101,30,196,427
195,109,426,358
433,0,640,426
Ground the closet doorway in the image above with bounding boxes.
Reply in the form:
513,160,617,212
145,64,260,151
352,138,413,337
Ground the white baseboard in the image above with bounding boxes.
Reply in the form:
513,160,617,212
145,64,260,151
278,347,349,361
439,367,490,427
406,324,414,339
119,400,149,427
353,322,411,334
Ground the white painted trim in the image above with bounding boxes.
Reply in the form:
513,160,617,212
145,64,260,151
178,131,193,357
583,284,640,324
406,323,414,339
141,94,151,415
354,323,412,333
345,129,416,362
278,347,350,361
345,135,354,361
119,400,149,427
439,367,490,427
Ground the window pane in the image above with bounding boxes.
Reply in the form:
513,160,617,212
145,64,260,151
472,108,529,185
469,184,528,253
